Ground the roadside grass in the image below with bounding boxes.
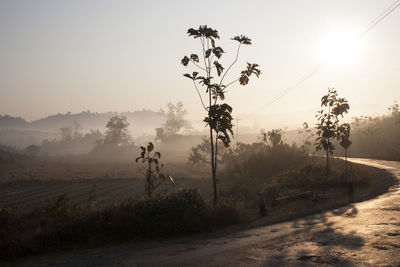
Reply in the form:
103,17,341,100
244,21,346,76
220,156,395,227
0,189,244,260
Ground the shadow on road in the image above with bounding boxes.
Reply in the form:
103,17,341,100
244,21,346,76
262,203,363,266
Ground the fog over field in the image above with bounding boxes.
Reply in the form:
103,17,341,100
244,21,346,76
0,0,399,264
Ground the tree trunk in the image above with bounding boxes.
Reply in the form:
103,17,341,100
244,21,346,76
147,158,151,198
326,143,330,177
210,126,217,206
213,136,218,206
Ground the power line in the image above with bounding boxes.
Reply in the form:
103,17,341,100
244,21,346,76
359,0,400,37
357,0,400,38
243,0,400,117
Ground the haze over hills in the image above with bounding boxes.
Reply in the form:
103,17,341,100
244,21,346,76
0,109,165,131
0,110,167,148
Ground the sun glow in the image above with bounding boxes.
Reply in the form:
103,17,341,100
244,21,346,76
320,29,363,65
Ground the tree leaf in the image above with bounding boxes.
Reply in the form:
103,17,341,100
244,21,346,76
205,49,212,58
147,142,154,152
190,54,199,62
212,47,224,59
183,73,193,79
239,75,249,85
231,35,252,45
181,56,189,66
214,61,224,76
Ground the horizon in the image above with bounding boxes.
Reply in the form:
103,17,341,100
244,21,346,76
1,0,399,130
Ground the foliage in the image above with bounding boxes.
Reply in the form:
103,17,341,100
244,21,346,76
388,101,400,124
0,189,244,260
104,115,131,146
155,102,192,141
338,102,400,161
315,88,350,176
298,122,314,153
133,189,206,235
59,121,82,142
181,25,261,205
187,138,226,166
223,141,308,186
0,144,26,163
39,128,103,156
266,129,284,147
135,142,174,198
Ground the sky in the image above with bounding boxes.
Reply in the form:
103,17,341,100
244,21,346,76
0,0,399,130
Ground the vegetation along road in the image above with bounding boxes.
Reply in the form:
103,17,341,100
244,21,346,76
15,158,400,266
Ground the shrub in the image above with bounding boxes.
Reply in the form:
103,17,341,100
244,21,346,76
133,189,205,235
0,189,245,260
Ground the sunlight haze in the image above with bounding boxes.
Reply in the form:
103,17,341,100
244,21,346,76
0,0,399,130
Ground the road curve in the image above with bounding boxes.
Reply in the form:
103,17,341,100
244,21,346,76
14,158,400,266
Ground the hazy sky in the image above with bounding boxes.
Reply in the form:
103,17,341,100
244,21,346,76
0,0,399,130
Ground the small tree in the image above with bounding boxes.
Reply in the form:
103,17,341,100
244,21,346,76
156,101,192,140
104,115,131,145
298,122,314,153
315,88,350,176
59,121,82,142
181,25,261,205
388,101,400,125
266,129,284,147
188,138,226,167
135,142,174,198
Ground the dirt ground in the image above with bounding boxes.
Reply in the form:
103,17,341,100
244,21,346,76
6,158,399,266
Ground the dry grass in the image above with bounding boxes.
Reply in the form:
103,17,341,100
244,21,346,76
0,150,395,261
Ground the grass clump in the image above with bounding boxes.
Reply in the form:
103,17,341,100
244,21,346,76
0,189,243,260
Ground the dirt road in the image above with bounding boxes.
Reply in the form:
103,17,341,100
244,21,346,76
13,158,400,266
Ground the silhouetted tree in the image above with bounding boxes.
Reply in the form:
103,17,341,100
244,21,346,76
156,102,192,140
266,129,284,147
59,121,82,142
315,88,350,176
104,115,131,145
181,25,261,205
135,142,174,198
188,138,226,166
388,101,400,125
25,144,39,157
298,122,313,153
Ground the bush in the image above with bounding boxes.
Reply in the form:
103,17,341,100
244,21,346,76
223,142,308,185
133,189,205,235
0,189,244,260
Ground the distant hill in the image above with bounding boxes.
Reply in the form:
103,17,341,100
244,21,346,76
0,110,165,132
0,115,30,130
28,110,165,133
0,110,166,148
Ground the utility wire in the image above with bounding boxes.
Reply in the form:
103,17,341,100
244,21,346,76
243,0,400,117
357,0,400,38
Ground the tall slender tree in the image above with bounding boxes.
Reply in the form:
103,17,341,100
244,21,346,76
181,25,261,205
315,88,350,176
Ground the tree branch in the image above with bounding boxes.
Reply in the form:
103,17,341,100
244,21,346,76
219,43,241,87
200,37,208,70
224,78,240,90
190,59,206,71
193,79,208,111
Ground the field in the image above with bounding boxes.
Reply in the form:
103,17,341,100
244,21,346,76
0,152,397,261
0,154,392,216
0,177,214,212
0,155,215,212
